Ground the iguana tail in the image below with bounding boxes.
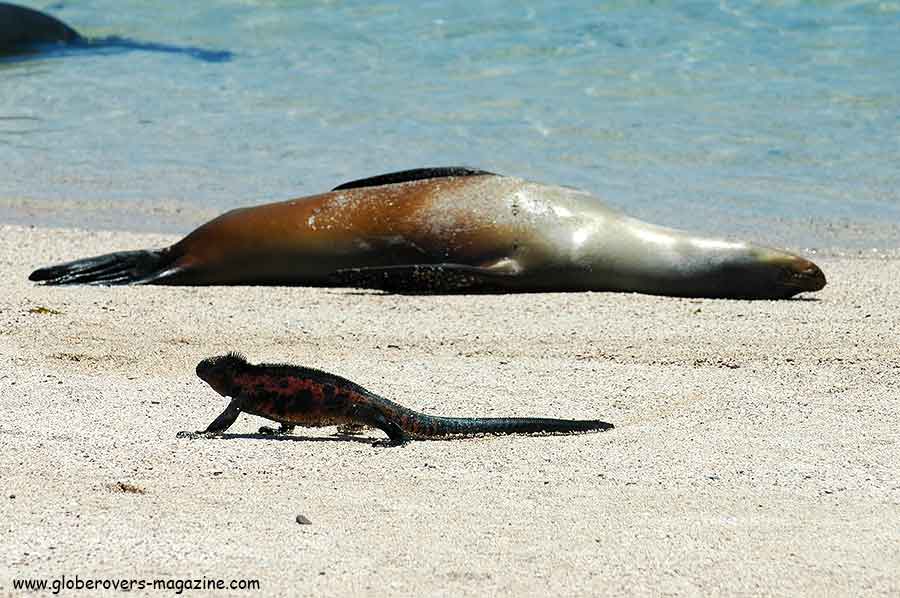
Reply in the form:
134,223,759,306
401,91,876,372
411,415,614,439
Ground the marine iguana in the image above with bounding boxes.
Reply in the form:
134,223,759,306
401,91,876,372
177,353,614,445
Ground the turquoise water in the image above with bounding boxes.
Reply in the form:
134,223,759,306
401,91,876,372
2,0,899,248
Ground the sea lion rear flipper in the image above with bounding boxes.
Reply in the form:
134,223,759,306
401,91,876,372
329,263,518,293
29,249,176,285
332,167,495,191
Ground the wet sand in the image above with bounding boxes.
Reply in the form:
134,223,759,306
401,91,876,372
1,223,897,597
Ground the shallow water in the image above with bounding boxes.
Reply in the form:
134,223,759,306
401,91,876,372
1,0,898,249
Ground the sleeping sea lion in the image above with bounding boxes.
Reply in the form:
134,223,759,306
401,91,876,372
0,2,231,61
29,167,826,299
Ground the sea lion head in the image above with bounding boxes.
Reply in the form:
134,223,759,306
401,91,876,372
772,255,827,297
196,352,248,397
717,251,826,299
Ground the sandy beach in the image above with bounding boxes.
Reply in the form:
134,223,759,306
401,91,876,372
1,223,897,597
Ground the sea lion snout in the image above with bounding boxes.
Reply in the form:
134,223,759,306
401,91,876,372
750,254,826,299
781,257,827,293
715,252,827,299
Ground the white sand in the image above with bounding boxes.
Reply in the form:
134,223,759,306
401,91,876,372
1,223,897,597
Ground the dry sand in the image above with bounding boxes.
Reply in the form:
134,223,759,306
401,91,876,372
1,223,897,597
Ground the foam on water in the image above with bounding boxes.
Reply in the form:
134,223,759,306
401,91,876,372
1,0,898,249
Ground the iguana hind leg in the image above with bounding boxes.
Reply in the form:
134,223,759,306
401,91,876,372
259,423,295,436
336,423,367,436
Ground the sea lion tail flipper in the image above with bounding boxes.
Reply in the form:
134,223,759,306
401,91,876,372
29,249,173,285
329,263,516,293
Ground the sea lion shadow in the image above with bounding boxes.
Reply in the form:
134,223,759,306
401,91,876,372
722,295,821,303
328,288,823,301
325,287,554,297
324,289,386,297
1,37,233,63
82,36,233,63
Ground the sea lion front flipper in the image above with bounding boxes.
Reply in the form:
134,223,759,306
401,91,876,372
329,262,519,293
332,167,495,191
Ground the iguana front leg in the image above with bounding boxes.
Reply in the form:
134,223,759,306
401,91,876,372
177,396,245,439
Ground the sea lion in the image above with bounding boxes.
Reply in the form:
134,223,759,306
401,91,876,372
0,2,231,61
0,2,82,53
29,167,826,299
